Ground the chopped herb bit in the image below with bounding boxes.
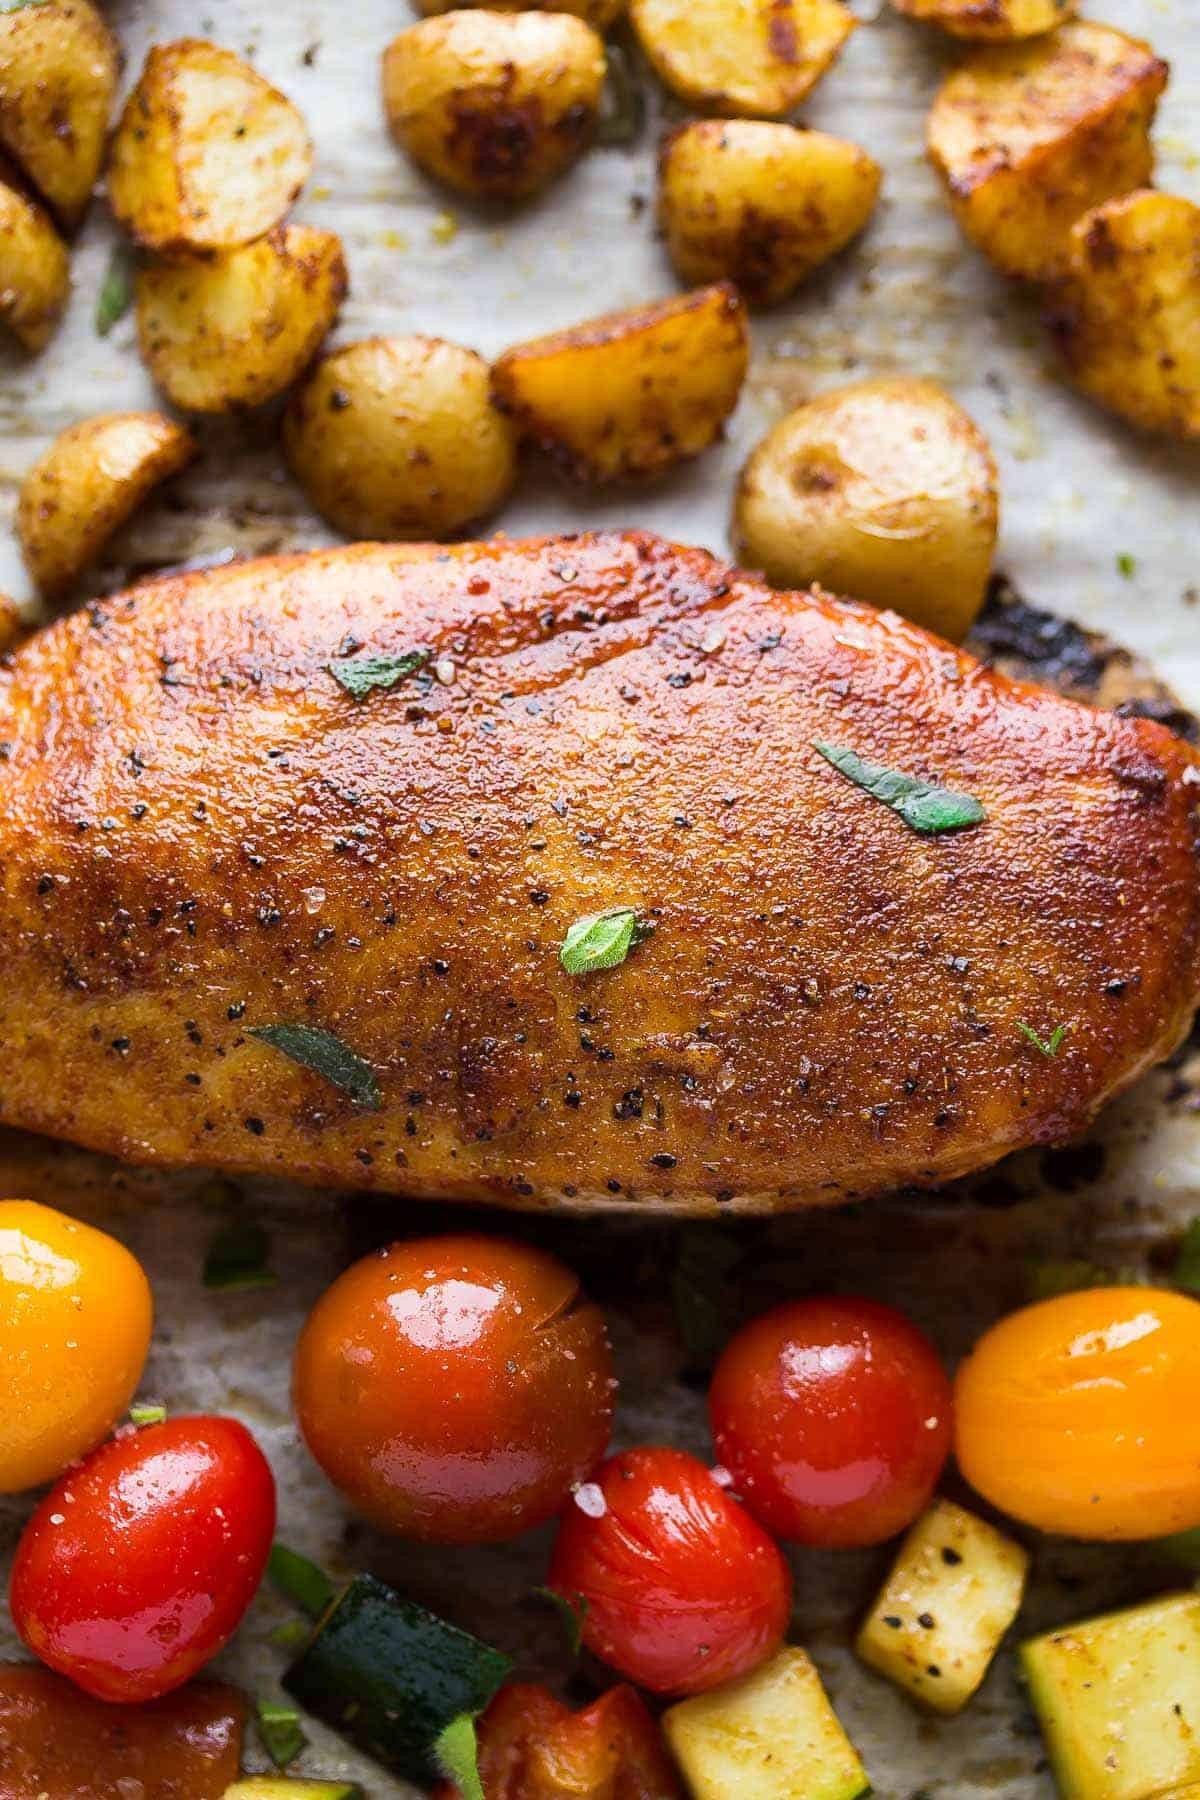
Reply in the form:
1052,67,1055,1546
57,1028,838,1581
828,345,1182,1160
1016,1019,1068,1058
1116,552,1137,579
596,40,645,145
560,906,651,975
95,243,134,336
1173,1218,1200,1295
534,1586,589,1658
249,1021,381,1111
1160,1526,1200,1572
329,648,430,700
269,1617,313,1653
813,741,985,835
257,1698,307,1768
203,1217,276,1292
434,1714,485,1800
268,1542,337,1620
128,1402,167,1427
670,1227,740,1368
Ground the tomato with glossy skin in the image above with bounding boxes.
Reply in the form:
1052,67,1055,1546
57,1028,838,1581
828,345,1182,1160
708,1296,952,1548
294,1234,614,1544
548,1446,792,1695
433,1682,685,1799
10,1415,276,1702
955,1285,1200,1540
0,1199,152,1493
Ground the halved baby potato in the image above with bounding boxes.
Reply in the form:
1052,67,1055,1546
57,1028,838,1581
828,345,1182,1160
136,225,348,413
283,335,518,540
492,282,748,482
630,0,855,118
0,181,70,352
109,38,313,254
0,0,119,229
927,20,1167,283
1049,190,1200,441
658,121,880,307
892,0,1076,41
734,376,998,643
18,413,197,601
383,12,606,201
412,0,625,29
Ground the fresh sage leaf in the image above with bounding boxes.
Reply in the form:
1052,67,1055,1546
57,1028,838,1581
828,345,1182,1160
1174,1218,1200,1295
249,1021,381,1111
203,1217,276,1292
329,649,430,700
434,1714,485,1800
95,244,134,337
128,1402,167,1426
813,741,985,834
534,1585,589,1659
268,1542,337,1620
1016,1020,1068,1059
560,906,651,975
257,1699,307,1768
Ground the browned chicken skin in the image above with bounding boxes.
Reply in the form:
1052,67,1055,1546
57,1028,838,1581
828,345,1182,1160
0,531,1196,1213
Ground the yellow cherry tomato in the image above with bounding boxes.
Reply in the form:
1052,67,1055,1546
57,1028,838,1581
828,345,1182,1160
0,1200,153,1492
955,1286,1200,1541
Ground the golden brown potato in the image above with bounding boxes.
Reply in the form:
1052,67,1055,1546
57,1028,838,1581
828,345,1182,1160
892,0,1076,41
18,413,197,602
492,284,748,482
1048,190,1200,441
283,336,518,539
0,0,118,229
630,0,855,118
734,377,999,642
0,595,26,656
382,12,606,201
927,20,1167,283
108,39,313,254
414,0,625,29
658,121,880,306
136,225,348,414
0,180,69,351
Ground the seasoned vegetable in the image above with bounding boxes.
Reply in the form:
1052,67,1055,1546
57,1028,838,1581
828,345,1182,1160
856,1499,1029,1714
224,1783,362,1798
0,179,69,351
893,0,1077,40
492,283,748,482
630,0,856,118
414,0,624,25
109,39,313,254
434,1683,685,1799
927,21,1167,283
734,377,998,642
17,411,197,602
382,11,606,201
0,0,118,228
284,336,517,539
137,225,348,413
658,121,881,307
0,593,25,654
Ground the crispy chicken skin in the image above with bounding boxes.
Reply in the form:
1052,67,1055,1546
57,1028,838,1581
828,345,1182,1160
0,531,1196,1213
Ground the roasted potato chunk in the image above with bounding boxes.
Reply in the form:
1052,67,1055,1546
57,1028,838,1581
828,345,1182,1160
18,413,197,601
1049,190,1200,440
892,0,1076,41
492,283,748,482
283,336,518,539
382,12,606,201
136,226,347,414
413,0,625,29
658,121,880,306
0,0,118,229
734,377,998,642
0,594,26,656
0,180,69,351
109,39,313,254
630,0,855,118
927,20,1167,283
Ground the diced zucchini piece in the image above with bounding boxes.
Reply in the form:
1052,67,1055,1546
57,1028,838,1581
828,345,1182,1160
224,1783,363,1798
662,1645,870,1800
1021,1591,1200,1800
855,1498,1029,1715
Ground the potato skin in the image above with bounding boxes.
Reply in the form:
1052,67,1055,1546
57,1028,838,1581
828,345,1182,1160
658,121,880,307
0,0,119,229
136,226,348,414
414,0,625,30
0,181,69,352
893,0,1076,41
927,20,1167,283
18,414,197,602
383,11,606,201
109,39,313,254
734,377,998,643
283,336,518,540
630,0,855,118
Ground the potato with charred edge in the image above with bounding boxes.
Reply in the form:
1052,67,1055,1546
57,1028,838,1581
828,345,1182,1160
734,377,998,643
927,20,1167,284
492,283,748,482
414,0,624,28
1049,191,1200,441
383,12,606,202
109,39,312,254
630,0,855,119
658,122,880,307
893,0,1076,41
137,226,347,414
18,414,197,602
284,336,518,540
0,182,69,351
0,0,119,230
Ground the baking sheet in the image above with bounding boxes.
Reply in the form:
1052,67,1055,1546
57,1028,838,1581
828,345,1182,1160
1,1,1199,1793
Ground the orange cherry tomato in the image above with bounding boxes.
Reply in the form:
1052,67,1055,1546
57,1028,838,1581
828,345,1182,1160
0,1200,152,1493
955,1286,1200,1540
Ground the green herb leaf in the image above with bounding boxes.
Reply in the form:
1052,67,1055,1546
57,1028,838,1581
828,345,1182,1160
1173,1218,1200,1295
1016,1019,1068,1058
269,1617,313,1653
534,1586,589,1659
1160,1526,1200,1572
434,1714,485,1800
268,1542,337,1620
1116,552,1137,579
249,1021,381,1111
203,1216,276,1292
328,649,431,700
560,906,652,975
671,1227,740,1368
257,1699,307,1769
814,741,985,834
95,243,134,336
128,1402,167,1427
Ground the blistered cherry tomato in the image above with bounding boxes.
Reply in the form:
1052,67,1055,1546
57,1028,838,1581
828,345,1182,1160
0,1199,152,1493
956,1286,1200,1540
10,1414,275,1702
294,1234,614,1544
709,1297,952,1548
434,1682,685,1799
548,1446,792,1695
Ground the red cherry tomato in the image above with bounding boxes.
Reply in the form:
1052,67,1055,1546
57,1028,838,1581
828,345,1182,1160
10,1415,276,1702
709,1297,952,1548
548,1446,792,1695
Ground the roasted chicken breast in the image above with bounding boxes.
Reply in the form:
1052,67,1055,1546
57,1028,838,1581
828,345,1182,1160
0,531,1196,1212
